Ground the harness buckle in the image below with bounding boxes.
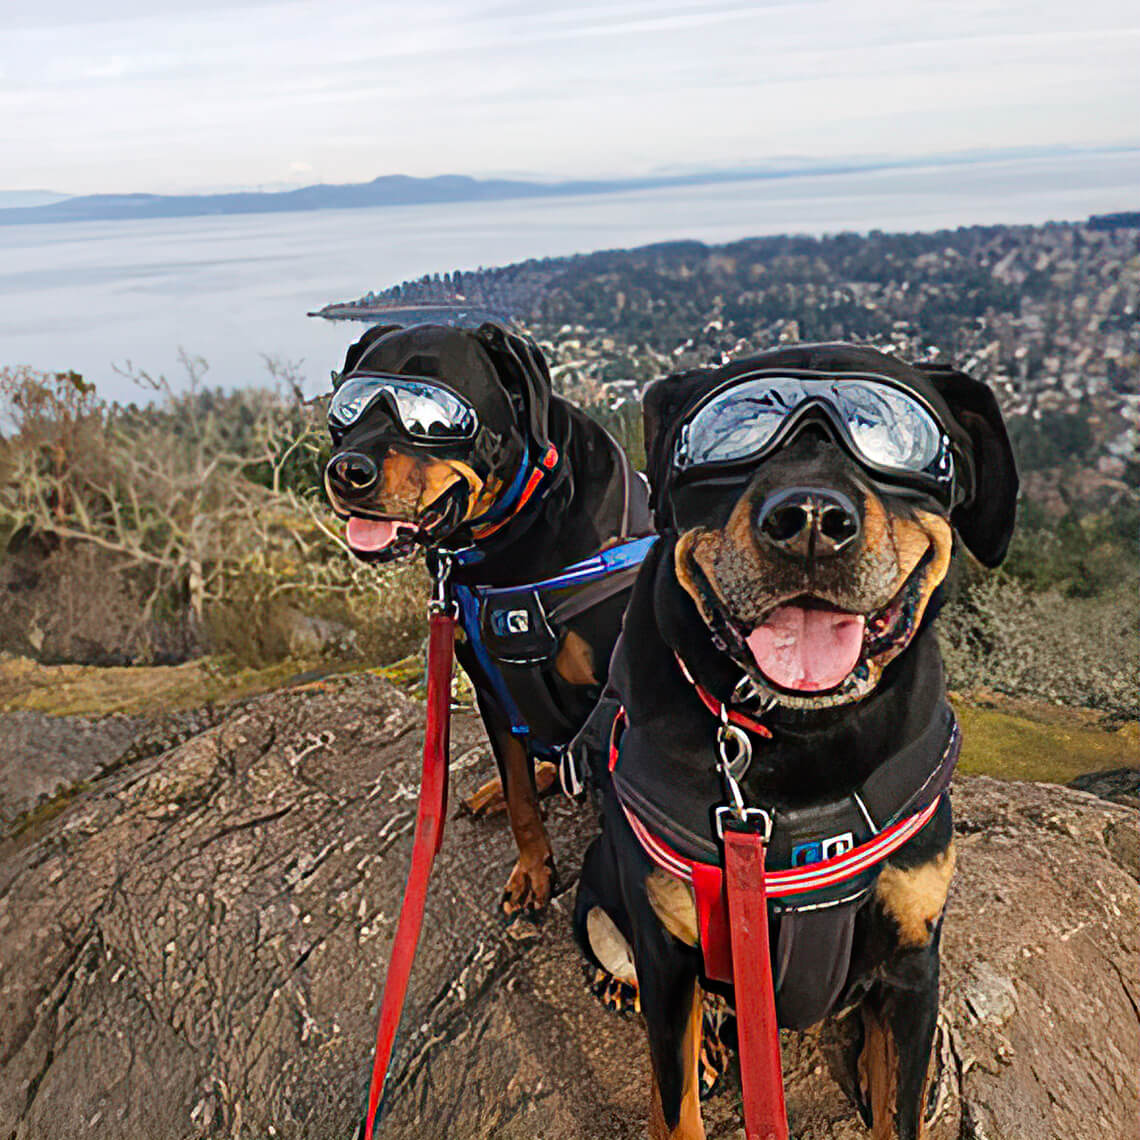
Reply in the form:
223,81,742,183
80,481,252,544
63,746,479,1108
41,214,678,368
715,804,773,842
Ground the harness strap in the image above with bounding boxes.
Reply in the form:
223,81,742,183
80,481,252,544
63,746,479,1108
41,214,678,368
455,535,657,743
362,609,455,1140
622,794,942,905
724,825,789,1140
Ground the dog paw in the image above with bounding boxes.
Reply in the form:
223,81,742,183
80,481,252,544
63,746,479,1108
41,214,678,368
501,853,556,918
460,762,559,819
700,991,735,1099
459,775,508,817
587,966,641,1015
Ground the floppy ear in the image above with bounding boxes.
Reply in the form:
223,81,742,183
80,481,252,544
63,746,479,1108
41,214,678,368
915,364,1019,567
643,369,713,465
477,324,552,452
642,369,717,523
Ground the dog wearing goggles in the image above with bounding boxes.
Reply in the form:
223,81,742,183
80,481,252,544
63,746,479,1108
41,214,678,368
573,344,1017,1139
325,317,650,916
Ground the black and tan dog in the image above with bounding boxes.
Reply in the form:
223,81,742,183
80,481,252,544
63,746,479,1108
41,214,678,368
324,315,650,915
574,343,1017,1138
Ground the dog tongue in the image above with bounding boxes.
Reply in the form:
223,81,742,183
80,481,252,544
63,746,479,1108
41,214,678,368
346,517,405,552
745,604,865,692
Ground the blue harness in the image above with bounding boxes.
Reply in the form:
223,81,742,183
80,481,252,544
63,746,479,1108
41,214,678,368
448,536,656,754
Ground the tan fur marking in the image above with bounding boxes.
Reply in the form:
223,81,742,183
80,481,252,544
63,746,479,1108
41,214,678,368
648,979,707,1140
496,731,555,915
420,458,465,506
673,528,720,626
554,629,598,686
586,907,638,984
378,451,424,513
858,1001,898,1140
876,844,957,949
898,510,954,630
861,490,892,559
646,869,699,947
376,452,486,518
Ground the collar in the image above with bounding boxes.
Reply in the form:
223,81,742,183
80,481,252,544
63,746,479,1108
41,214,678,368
470,443,559,541
674,651,773,738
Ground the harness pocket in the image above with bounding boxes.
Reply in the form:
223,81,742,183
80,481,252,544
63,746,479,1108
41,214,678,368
480,589,560,664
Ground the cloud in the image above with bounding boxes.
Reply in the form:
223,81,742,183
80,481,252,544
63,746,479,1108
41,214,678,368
1,0,1137,193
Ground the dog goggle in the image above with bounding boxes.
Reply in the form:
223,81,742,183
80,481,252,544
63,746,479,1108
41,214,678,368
328,372,478,441
674,373,954,494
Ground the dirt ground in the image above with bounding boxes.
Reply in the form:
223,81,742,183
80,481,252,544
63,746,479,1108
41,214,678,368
0,671,1136,1140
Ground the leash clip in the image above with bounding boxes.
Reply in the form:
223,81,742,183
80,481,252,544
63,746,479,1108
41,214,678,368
429,552,455,616
716,706,752,783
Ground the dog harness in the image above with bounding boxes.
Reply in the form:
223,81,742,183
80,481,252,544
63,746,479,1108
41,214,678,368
608,664,960,1028
445,535,656,756
436,427,655,761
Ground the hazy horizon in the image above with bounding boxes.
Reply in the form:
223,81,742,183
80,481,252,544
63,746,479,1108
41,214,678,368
4,142,1136,203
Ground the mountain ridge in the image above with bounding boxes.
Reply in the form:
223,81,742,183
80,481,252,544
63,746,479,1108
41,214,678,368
0,166,875,226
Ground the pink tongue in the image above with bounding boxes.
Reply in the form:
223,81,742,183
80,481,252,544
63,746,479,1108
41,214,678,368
745,604,865,692
346,517,406,552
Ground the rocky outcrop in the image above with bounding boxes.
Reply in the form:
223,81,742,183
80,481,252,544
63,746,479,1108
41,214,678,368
1,675,1136,1139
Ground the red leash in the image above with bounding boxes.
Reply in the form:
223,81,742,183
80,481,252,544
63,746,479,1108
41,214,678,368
362,606,456,1140
724,825,789,1140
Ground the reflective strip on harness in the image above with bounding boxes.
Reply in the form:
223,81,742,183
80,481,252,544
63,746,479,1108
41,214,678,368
623,794,941,987
621,795,941,898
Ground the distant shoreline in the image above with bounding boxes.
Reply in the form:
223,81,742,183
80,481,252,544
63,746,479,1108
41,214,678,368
3,147,1135,228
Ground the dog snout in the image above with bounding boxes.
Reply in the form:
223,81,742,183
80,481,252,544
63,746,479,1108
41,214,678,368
326,451,379,497
756,487,861,560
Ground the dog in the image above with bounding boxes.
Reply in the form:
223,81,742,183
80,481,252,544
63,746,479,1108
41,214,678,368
574,343,1017,1138
324,314,651,916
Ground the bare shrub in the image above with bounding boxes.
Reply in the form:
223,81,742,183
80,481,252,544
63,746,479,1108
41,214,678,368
939,575,1139,719
0,361,426,666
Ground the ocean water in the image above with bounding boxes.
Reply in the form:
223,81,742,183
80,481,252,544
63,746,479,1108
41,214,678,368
1,150,1136,405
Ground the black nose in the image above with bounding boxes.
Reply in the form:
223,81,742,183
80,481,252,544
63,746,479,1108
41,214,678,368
326,451,378,496
757,488,861,559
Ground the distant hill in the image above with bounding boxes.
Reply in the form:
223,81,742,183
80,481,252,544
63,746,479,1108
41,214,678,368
0,167,870,226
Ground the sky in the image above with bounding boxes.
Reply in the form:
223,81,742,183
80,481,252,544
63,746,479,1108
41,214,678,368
2,0,1137,195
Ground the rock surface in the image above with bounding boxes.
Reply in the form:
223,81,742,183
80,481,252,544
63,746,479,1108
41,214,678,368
0,675,1136,1140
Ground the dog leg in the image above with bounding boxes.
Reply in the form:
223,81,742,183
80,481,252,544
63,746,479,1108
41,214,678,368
647,974,705,1140
459,761,558,817
637,924,705,1140
856,940,942,1140
495,731,556,917
887,944,942,1140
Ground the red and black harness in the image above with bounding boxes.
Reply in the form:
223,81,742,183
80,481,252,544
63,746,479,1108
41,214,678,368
605,658,959,1140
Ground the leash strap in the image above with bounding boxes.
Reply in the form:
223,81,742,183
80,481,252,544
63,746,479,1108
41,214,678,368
723,825,789,1140
362,608,455,1140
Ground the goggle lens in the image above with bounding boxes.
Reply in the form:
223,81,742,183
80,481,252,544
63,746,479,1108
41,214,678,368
678,376,946,479
329,374,478,440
